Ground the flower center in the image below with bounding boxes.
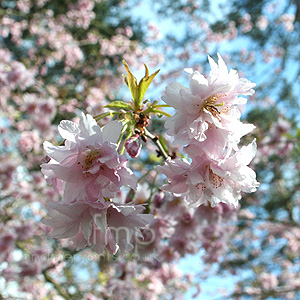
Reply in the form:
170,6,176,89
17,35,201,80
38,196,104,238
196,183,206,191
209,168,223,189
84,149,101,169
77,148,102,175
198,94,227,120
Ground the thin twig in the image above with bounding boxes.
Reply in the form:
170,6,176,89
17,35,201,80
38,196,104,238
143,128,169,160
145,171,159,213
42,270,72,300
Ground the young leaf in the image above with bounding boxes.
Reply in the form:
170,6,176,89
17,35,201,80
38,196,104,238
123,60,138,103
137,64,160,108
150,109,172,117
104,101,133,111
153,104,170,108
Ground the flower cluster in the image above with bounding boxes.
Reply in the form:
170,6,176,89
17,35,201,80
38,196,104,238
158,54,259,207
41,113,152,253
40,56,259,257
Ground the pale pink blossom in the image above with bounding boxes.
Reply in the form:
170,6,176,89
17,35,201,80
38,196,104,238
163,54,255,146
238,208,256,220
279,14,295,32
43,200,152,253
158,140,259,207
41,113,137,203
133,183,151,204
18,130,41,154
20,261,41,277
7,61,35,90
257,15,269,30
184,115,255,159
0,230,16,253
259,272,279,290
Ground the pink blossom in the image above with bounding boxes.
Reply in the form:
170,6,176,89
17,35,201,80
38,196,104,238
152,191,165,208
41,112,137,203
184,115,255,159
157,158,191,197
18,130,41,154
133,183,151,204
279,14,295,32
7,61,35,90
20,261,41,277
0,155,21,192
259,272,279,290
43,200,152,253
163,54,255,146
158,140,259,207
0,230,16,253
257,15,269,30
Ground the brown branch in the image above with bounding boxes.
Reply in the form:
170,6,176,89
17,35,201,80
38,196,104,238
143,128,169,160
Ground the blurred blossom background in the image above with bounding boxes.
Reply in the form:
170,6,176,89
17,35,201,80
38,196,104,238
1,0,300,299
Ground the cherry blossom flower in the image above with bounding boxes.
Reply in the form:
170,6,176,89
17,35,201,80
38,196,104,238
41,112,137,203
184,115,255,159
158,140,259,207
6,61,35,90
162,54,255,146
43,200,152,254
259,272,279,290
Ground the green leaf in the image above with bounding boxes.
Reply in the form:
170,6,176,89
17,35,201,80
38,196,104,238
122,60,160,111
104,101,133,110
153,104,170,108
137,64,160,108
296,129,300,140
150,109,172,117
122,60,138,102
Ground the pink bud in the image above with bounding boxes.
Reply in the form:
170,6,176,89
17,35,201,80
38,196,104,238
125,134,142,158
153,191,165,208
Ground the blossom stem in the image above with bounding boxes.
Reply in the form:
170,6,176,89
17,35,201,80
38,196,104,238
119,131,132,155
94,111,122,122
145,171,159,213
117,123,128,150
143,128,169,160
137,169,153,183
94,112,111,121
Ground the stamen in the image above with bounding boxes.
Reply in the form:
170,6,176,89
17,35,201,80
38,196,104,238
196,183,206,191
198,94,227,120
209,168,223,189
81,149,102,172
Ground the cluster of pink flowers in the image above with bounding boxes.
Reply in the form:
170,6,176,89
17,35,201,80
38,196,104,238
41,113,152,253
256,116,293,163
91,260,192,300
158,54,259,207
132,186,238,263
0,51,35,107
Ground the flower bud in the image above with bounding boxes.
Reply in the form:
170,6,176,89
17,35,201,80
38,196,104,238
153,191,165,208
125,134,142,158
